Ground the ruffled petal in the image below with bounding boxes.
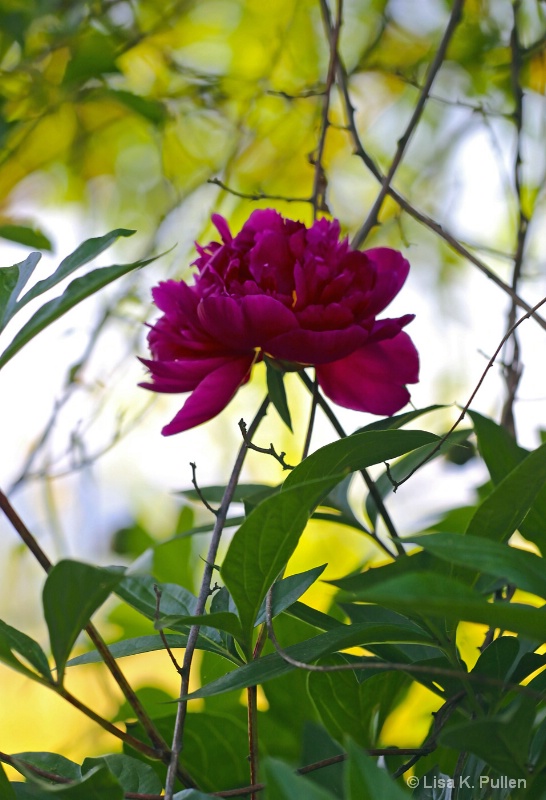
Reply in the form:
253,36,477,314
139,355,237,393
364,248,410,316
316,331,419,415
198,294,297,350
266,325,369,365
161,355,255,435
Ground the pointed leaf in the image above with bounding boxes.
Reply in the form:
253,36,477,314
255,564,327,625
0,252,41,330
82,755,161,794
43,561,122,682
356,405,446,433
0,255,155,369
0,224,52,252
266,359,292,431
12,753,81,782
66,634,191,666
0,619,52,682
412,533,546,597
16,230,135,310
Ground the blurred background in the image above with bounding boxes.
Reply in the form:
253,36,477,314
1,0,546,766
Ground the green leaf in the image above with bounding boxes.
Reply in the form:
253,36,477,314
344,739,410,800
0,252,154,369
43,561,123,682
0,252,41,331
263,757,338,799
223,430,438,648
470,636,520,695
337,571,546,642
115,577,240,662
440,697,536,777
82,755,161,794
66,635,191,667
464,441,546,544
11,753,81,782
156,611,244,641
173,791,218,800
13,766,123,797
0,224,52,251
0,763,16,799
183,619,436,700
15,230,135,310
355,405,446,433
0,619,52,682
255,564,327,625
411,533,546,597
266,359,292,431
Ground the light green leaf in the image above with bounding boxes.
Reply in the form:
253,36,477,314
0,254,155,369
0,224,52,252
43,561,122,682
66,635,191,667
0,252,41,330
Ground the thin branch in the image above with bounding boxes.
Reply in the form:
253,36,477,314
351,0,466,247
154,584,184,675
386,293,546,490
301,372,319,460
238,418,294,470
208,177,311,205
164,397,270,799
190,462,219,516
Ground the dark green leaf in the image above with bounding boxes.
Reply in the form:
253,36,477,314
13,766,123,797
0,619,52,682
255,564,327,625
355,405,445,433
156,611,244,641
0,224,52,251
82,755,161,794
344,739,410,800
337,571,546,642
412,533,546,597
43,561,122,682
173,791,218,800
263,757,338,799
66,635,189,667
183,619,436,700
0,253,154,369
465,441,546,544
0,763,16,799
12,753,81,783
266,359,292,431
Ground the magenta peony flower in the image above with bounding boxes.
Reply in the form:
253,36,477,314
140,209,419,435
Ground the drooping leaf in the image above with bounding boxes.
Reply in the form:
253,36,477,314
43,561,123,682
266,359,292,431
0,619,52,682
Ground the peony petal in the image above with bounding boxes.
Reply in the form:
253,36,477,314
161,355,255,435
316,331,419,415
266,325,368,365
139,355,237,393
211,214,232,243
364,248,410,316
198,294,297,350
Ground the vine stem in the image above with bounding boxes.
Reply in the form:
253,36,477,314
297,371,402,558
164,396,270,799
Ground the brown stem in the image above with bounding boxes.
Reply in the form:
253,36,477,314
164,397,270,799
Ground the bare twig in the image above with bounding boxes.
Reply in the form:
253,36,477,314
154,585,184,675
385,294,546,491
238,418,294,470
350,0,466,247
190,462,219,516
208,177,310,205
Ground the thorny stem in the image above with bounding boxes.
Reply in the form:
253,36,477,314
350,0,465,248
297,371,402,558
0,488,190,782
164,396,270,799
